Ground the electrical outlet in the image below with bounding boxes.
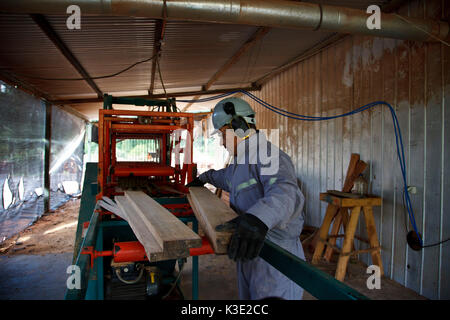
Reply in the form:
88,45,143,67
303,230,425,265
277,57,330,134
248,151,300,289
407,186,417,194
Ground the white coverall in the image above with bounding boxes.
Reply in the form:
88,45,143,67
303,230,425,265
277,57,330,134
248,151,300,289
199,131,305,300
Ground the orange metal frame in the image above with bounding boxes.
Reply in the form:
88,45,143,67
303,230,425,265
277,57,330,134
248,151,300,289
97,109,195,200
87,105,216,274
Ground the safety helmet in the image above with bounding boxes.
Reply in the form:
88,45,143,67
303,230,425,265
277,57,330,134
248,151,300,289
211,97,256,135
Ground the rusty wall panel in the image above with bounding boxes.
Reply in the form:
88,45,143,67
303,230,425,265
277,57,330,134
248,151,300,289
244,0,449,300
442,0,450,300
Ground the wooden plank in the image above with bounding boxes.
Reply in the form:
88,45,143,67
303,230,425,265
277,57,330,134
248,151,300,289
320,193,382,207
188,187,238,254
115,196,185,262
124,191,201,255
343,154,360,192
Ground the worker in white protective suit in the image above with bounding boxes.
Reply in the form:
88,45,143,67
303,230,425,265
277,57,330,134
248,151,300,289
186,97,305,300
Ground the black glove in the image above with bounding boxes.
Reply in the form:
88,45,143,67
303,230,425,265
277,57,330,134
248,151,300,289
185,177,205,188
215,216,241,232
228,214,268,262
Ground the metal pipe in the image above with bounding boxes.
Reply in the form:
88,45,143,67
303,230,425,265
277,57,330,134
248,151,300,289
0,0,448,42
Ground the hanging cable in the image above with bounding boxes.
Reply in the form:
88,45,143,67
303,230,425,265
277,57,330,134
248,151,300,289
179,89,448,249
156,55,168,100
2,54,158,81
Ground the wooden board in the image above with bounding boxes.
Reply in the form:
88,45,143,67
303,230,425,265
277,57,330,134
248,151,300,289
320,193,382,208
115,196,182,262
122,191,201,258
188,187,238,254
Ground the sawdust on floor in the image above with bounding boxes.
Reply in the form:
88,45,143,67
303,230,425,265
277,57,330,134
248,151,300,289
0,199,80,256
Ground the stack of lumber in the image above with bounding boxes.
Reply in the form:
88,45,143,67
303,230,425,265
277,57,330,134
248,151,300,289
113,191,201,262
188,187,238,254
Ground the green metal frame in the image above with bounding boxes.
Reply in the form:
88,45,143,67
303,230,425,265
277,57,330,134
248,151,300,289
260,240,368,300
65,163,200,300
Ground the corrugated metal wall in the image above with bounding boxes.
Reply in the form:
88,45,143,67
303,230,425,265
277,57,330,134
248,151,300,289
245,0,449,300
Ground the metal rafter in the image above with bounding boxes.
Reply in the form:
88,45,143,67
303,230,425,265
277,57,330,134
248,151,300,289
30,14,103,98
182,26,270,111
49,85,261,105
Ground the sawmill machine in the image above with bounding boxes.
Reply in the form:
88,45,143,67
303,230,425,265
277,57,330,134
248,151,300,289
66,95,213,300
65,94,368,300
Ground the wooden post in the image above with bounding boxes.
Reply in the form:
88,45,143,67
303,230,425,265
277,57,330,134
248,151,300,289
43,101,52,213
335,206,361,281
312,204,339,264
363,206,384,276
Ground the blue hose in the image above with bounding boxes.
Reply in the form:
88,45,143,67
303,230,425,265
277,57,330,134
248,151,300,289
179,90,423,246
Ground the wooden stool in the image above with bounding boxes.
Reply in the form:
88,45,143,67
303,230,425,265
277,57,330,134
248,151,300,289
312,193,384,282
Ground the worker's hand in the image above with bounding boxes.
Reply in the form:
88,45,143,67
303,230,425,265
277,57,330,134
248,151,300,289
185,177,205,188
228,214,268,262
215,216,241,232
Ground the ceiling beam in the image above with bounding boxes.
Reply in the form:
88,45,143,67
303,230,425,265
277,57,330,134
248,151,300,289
50,85,261,105
149,19,166,95
30,14,103,98
182,26,270,111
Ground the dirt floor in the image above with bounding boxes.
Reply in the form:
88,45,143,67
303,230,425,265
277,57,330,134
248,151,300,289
0,198,79,256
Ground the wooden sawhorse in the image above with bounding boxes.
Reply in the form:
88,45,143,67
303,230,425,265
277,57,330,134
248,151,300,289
312,193,384,282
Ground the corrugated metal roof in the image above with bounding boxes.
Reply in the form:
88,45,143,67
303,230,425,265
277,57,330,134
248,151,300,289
0,14,93,99
213,28,334,88
158,22,257,92
0,0,399,116
46,15,157,95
